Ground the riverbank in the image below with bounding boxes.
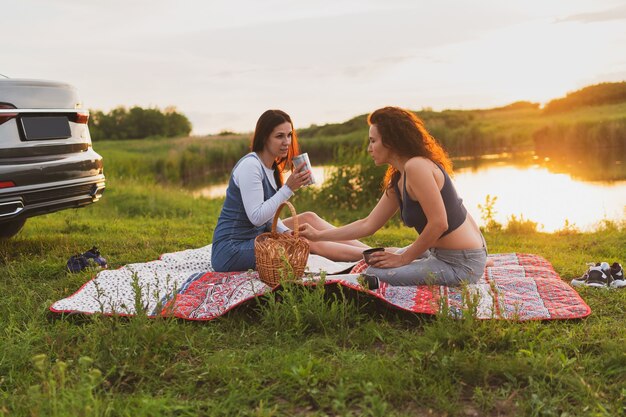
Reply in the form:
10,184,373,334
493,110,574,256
92,100,626,187
1,178,624,416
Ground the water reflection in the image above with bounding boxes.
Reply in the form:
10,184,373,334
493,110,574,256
454,164,625,232
194,154,625,232
539,154,625,183
451,151,625,231
455,151,626,183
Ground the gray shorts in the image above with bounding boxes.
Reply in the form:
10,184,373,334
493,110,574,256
365,239,488,287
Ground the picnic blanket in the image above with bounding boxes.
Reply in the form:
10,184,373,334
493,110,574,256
50,245,591,321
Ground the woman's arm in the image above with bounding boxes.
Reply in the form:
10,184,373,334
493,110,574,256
236,157,293,227
366,158,448,268
299,188,399,242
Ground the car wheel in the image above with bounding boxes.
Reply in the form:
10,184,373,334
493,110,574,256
0,218,26,238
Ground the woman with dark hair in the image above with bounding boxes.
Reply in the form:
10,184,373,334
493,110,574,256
211,109,367,272
299,106,488,287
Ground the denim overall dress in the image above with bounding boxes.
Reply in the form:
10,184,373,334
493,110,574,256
211,153,278,272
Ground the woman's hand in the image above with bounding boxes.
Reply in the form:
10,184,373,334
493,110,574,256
366,249,410,269
285,162,311,191
297,223,321,241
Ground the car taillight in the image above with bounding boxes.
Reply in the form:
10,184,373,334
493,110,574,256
0,103,17,126
0,181,15,189
74,110,89,124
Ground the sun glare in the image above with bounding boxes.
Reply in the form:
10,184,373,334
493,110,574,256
455,165,626,232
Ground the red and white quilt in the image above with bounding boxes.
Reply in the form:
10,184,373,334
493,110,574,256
50,245,591,321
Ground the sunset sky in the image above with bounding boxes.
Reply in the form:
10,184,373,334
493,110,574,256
3,0,626,134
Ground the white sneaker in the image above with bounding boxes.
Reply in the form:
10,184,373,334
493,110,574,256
609,262,625,289
572,263,611,288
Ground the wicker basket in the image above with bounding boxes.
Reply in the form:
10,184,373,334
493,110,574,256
254,202,310,286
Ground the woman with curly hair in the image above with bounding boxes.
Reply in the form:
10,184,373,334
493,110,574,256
299,106,488,287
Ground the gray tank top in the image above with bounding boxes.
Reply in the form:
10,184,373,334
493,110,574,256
393,163,467,237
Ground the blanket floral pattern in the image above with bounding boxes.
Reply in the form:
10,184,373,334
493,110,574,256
50,245,591,321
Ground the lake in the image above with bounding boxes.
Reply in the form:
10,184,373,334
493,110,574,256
194,153,626,232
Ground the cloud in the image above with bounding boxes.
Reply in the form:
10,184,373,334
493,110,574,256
557,4,626,23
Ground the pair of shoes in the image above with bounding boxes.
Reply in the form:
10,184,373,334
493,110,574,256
66,246,108,273
571,262,625,289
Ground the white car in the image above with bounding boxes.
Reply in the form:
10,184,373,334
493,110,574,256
0,75,105,238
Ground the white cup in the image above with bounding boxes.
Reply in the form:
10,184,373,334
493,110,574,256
292,153,315,185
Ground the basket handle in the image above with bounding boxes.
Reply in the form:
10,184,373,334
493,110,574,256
271,201,299,237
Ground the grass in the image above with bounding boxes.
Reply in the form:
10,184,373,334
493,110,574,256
1,176,625,416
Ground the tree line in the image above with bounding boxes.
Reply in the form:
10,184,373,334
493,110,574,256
89,106,192,140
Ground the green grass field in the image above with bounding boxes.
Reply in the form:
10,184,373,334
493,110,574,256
1,175,624,416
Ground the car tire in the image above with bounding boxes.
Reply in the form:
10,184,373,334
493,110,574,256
0,218,26,238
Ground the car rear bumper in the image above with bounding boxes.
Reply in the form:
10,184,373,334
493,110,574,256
0,146,103,184
0,174,105,221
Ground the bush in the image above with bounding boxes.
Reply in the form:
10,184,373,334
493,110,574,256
310,146,386,219
505,214,540,234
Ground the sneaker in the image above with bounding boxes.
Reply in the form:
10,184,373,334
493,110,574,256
585,262,612,288
572,263,611,288
67,254,89,273
571,263,594,287
609,262,625,289
83,246,107,268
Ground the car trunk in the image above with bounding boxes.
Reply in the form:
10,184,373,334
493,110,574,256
0,79,91,153
0,78,101,186
0,79,79,109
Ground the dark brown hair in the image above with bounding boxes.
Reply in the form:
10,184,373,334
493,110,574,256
367,106,452,191
251,109,300,187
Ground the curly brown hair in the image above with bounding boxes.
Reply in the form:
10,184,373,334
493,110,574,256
367,106,452,192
